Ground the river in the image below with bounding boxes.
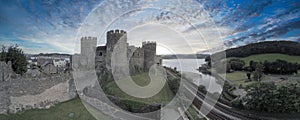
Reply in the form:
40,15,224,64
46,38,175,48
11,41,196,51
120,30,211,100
162,59,223,93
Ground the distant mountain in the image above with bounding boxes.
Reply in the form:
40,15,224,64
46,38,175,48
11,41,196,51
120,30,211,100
208,41,300,60
160,54,209,59
25,53,72,58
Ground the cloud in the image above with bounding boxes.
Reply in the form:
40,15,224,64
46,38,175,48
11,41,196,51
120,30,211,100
0,0,299,54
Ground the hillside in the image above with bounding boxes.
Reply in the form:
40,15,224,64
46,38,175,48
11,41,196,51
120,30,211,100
229,53,300,66
103,72,174,104
160,54,209,59
209,41,300,61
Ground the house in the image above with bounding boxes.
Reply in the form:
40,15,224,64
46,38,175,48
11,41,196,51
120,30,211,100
41,61,57,74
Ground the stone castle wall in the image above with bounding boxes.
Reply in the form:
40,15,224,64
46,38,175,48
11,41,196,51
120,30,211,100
0,61,77,114
128,46,145,74
106,30,128,71
142,41,157,71
81,36,97,56
90,30,160,75
0,62,12,114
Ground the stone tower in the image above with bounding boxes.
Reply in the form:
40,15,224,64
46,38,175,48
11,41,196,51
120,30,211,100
142,41,156,71
80,36,97,69
106,30,128,70
81,36,97,56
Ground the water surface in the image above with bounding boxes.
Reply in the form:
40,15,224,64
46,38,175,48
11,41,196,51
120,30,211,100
162,59,222,93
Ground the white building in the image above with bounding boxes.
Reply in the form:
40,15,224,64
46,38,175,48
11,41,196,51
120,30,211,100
27,59,38,69
53,59,67,68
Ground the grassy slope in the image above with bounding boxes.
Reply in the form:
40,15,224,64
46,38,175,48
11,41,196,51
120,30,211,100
229,53,300,66
0,98,105,120
104,72,174,104
225,71,247,85
226,53,300,86
0,72,174,120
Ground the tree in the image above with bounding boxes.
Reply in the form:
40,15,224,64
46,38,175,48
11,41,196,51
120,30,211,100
246,72,251,81
0,45,27,74
242,82,277,112
249,60,257,72
252,63,264,81
228,59,245,71
262,59,299,75
242,82,300,113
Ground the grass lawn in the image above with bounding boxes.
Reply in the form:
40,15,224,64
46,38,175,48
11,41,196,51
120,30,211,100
229,53,300,66
0,98,105,120
225,71,266,87
225,71,248,86
225,53,300,87
104,72,174,105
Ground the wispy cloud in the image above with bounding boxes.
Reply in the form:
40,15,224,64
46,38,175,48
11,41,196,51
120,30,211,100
0,0,299,54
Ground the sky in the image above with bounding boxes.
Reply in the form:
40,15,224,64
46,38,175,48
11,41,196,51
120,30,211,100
0,0,299,54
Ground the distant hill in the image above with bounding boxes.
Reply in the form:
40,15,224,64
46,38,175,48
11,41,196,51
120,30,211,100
209,41,300,60
160,54,209,59
30,53,71,57
229,53,300,66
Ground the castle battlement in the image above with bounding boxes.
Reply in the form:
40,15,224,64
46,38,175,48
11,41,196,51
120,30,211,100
80,29,160,74
81,36,97,41
142,41,156,46
106,29,127,43
81,36,97,56
107,29,127,34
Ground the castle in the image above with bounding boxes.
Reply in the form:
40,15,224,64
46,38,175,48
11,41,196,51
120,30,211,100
80,29,161,75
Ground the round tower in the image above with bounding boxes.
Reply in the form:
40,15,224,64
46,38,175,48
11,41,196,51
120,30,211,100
142,41,156,71
106,30,128,70
106,30,127,52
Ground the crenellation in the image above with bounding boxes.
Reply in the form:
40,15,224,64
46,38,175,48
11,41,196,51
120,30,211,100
80,29,161,75
142,41,156,46
120,30,126,34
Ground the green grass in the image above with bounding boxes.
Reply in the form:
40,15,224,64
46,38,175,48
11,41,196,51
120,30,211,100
225,71,267,87
225,71,247,83
104,72,174,105
131,72,151,87
0,72,174,120
229,53,300,66
0,98,107,120
225,71,253,87
225,53,300,86
186,106,203,120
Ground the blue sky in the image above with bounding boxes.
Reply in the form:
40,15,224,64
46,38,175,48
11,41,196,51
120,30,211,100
0,0,299,54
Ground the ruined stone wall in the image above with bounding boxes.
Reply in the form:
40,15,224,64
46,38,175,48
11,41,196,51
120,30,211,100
96,49,106,62
95,46,107,75
0,61,77,114
0,62,13,114
128,46,144,74
142,42,157,71
90,30,160,77
155,56,162,65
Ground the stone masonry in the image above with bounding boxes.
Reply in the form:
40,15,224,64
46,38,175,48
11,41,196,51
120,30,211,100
82,29,161,75
0,61,77,114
